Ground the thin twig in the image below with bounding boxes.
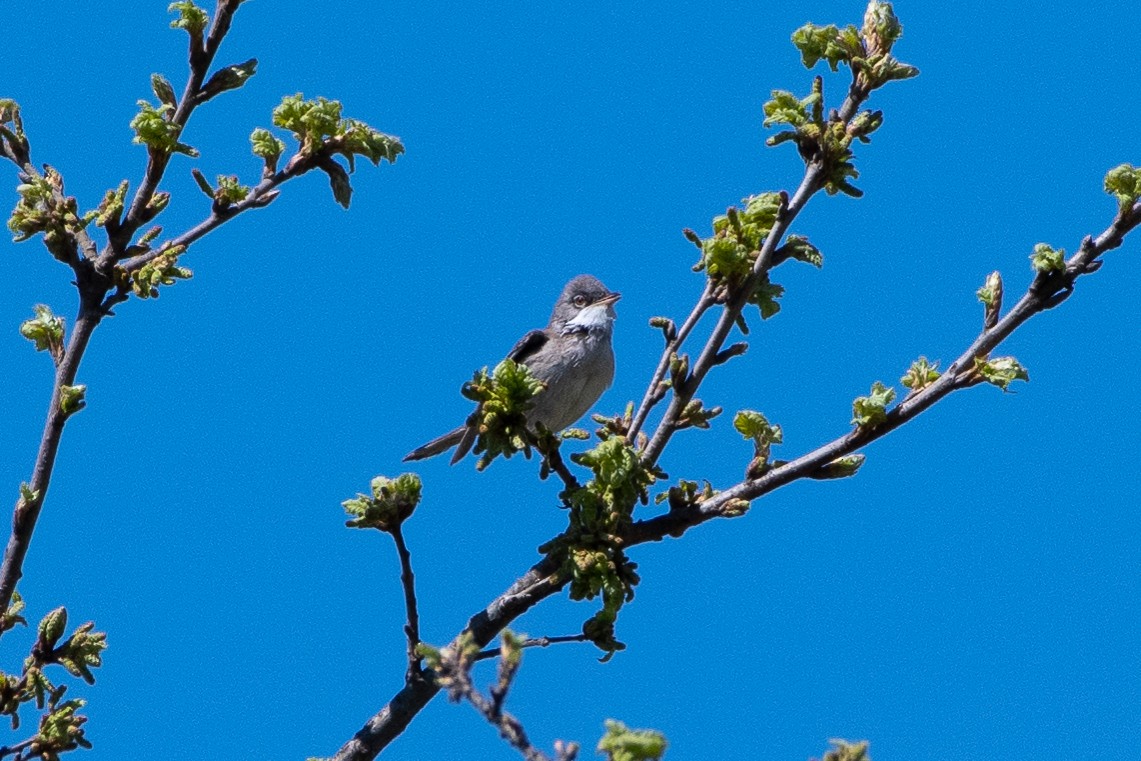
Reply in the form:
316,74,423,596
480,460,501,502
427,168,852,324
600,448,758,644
117,152,318,273
474,634,591,662
389,524,421,679
0,307,101,619
627,282,716,443
539,438,581,493
442,641,578,761
638,78,872,467
0,737,35,760
114,0,245,253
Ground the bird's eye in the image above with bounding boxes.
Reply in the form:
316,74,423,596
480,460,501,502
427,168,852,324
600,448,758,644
572,295,588,307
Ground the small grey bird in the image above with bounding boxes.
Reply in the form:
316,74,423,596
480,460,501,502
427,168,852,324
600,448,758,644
404,274,619,464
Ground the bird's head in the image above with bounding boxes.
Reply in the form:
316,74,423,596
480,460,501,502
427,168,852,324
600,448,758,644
550,274,620,333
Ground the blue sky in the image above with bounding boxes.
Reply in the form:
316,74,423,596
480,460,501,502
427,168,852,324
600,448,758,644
3,2,1139,759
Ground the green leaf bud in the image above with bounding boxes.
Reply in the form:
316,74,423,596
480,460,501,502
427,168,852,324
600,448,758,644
851,380,895,428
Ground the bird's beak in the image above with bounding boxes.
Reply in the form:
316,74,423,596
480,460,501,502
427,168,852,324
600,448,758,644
598,292,621,306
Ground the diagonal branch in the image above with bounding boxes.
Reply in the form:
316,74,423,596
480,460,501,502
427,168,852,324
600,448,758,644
627,282,716,442
116,150,322,275
637,85,873,467
626,199,1141,544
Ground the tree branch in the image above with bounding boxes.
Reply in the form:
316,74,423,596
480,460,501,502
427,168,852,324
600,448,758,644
117,151,319,274
0,304,102,621
330,172,1141,761
389,524,421,680
473,634,591,663
332,557,568,761
627,283,716,442
113,0,245,253
625,199,1141,544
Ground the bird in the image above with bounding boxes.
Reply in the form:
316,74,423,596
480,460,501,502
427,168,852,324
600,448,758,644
404,274,620,464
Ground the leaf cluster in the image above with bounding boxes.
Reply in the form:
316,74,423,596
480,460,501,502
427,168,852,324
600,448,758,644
900,357,940,391
851,380,895,429
8,169,83,263
540,437,664,658
0,601,104,759
342,473,422,532
597,720,667,761
20,304,66,363
734,409,783,478
1104,163,1141,213
265,94,404,208
130,100,198,157
129,246,192,299
689,193,820,324
461,359,546,470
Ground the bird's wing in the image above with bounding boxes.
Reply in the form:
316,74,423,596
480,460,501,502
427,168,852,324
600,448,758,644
506,329,548,364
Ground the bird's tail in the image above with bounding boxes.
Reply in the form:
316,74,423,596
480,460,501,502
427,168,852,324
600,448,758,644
403,425,468,463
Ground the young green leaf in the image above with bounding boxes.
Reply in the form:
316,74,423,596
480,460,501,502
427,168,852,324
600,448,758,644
1029,243,1065,274
19,304,65,360
900,356,940,391
851,381,895,428
1104,163,1141,213
975,356,1029,391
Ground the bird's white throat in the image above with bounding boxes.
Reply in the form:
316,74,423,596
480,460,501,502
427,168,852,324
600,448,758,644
562,303,615,334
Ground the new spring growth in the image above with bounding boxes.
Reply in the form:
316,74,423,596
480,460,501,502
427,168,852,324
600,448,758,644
0,590,26,634
974,356,1029,392
20,305,65,363
131,100,197,157
900,357,940,392
32,607,107,686
597,720,667,761
459,359,546,469
1030,243,1065,274
1104,163,1141,214
692,192,817,323
168,1,209,37
546,437,663,657
342,473,423,532
262,94,404,208
822,739,871,761
8,169,84,263
809,454,867,480
976,271,1003,329
131,246,191,298
58,385,86,416
734,410,783,478
851,381,895,428
28,696,93,757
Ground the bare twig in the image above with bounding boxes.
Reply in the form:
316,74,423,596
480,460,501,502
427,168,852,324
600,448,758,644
0,737,35,760
536,435,582,493
437,635,579,761
389,524,422,679
474,634,591,663
0,307,101,618
332,557,568,761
